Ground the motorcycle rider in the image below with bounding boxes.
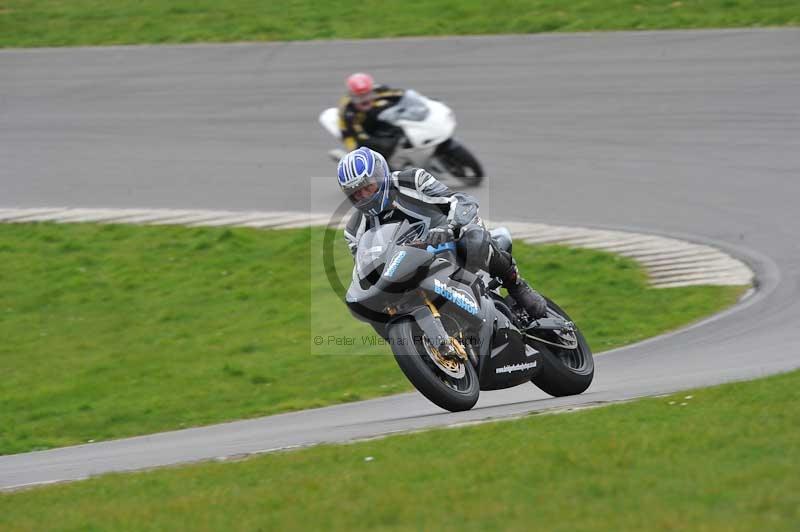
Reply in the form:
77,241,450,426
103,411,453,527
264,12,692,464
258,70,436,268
338,147,548,342
338,72,405,160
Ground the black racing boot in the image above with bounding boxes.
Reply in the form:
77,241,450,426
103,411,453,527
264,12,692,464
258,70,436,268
503,268,548,320
484,239,548,320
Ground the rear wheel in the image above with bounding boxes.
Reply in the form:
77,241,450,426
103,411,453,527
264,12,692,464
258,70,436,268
388,320,480,412
435,140,484,187
530,298,594,397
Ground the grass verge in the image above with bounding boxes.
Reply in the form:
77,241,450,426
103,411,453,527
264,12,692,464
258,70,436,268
0,222,744,455
1,369,798,530
1,1,799,48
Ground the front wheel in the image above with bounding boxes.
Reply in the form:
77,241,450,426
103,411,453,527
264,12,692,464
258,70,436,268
388,320,480,412
530,298,594,397
435,140,484,187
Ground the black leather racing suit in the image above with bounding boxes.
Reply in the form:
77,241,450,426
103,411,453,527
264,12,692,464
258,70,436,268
338,85,405,159
344,168,547,318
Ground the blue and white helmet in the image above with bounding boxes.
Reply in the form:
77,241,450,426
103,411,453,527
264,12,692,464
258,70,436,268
337,147,392,216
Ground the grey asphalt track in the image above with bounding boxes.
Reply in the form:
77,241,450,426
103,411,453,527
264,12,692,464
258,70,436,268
1,28,799,490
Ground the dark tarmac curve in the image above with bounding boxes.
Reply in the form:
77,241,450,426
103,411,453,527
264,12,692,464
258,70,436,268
1,28,799,489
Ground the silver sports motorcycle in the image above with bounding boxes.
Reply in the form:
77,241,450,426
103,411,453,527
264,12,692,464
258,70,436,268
345,220,594,412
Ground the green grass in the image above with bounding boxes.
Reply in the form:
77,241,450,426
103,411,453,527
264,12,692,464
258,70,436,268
2,369,798,531
1,0,798,48
0,222,744,455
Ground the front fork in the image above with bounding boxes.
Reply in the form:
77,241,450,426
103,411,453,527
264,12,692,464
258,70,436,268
407,295,468,362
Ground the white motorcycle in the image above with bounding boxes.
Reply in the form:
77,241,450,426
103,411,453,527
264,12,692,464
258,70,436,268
319,90,484,186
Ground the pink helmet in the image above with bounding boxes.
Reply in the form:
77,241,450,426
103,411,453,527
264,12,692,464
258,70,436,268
346,72,374,96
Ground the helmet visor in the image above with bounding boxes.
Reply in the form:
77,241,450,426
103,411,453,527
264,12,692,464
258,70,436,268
348,181,379,207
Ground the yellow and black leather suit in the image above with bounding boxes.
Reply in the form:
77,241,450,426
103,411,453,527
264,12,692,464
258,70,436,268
338,85,405,157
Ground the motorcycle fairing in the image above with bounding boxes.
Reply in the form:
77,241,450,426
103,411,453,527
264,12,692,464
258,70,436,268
478,312,543,390
418,269,485,322
318,107,342,139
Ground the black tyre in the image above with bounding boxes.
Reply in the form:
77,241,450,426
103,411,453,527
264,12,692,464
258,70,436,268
388,320,480,412
530,298,594,397
436,140,484,187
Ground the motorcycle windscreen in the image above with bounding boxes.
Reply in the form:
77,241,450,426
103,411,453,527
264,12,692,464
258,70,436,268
377,90,430,123
354,221,423,279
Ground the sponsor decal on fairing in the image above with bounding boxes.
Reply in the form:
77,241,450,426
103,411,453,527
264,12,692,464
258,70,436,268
383,251,407,278
433,278,479,315
495,361,538,374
